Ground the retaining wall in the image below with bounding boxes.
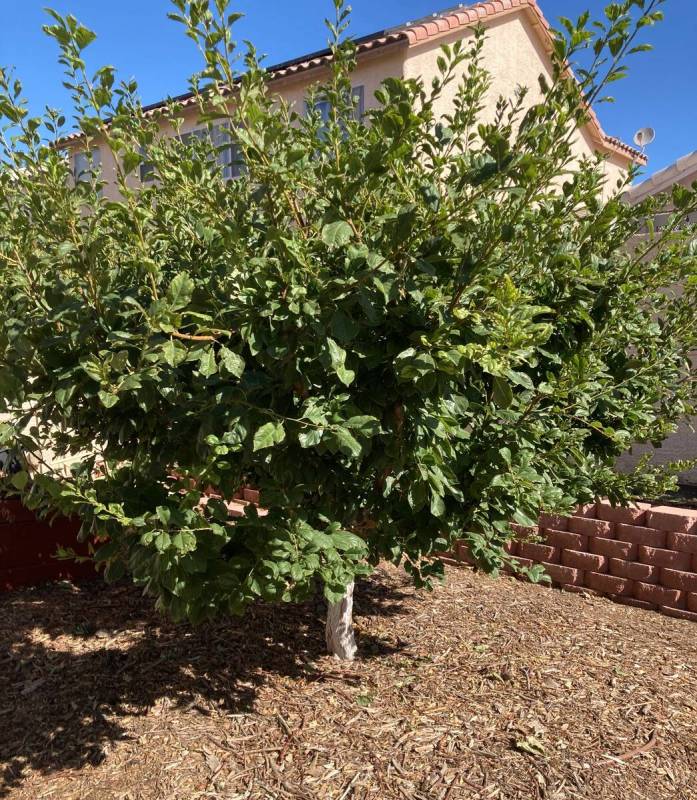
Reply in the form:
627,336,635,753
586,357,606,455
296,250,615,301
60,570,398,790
455,500,697,623
0,499,92,591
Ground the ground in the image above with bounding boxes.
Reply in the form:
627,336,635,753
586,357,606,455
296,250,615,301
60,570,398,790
1,563,696,800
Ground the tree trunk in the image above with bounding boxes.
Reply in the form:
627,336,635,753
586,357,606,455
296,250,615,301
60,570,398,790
325,581,357,660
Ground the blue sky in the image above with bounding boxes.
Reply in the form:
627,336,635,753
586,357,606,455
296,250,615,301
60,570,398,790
1,0,694,176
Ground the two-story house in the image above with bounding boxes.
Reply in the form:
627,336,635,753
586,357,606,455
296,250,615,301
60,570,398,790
62,0,643,198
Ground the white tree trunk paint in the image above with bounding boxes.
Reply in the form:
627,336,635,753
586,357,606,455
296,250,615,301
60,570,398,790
325,581,357,661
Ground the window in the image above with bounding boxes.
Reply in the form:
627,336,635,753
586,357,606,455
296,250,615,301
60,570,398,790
138,125,245,183
140,147,155,183
211,125,245,180
73,147,101,183
306,85,365,133
351,86,365,121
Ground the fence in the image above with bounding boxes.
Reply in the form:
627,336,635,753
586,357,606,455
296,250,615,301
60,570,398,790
0,499,92,591
4,493,697,624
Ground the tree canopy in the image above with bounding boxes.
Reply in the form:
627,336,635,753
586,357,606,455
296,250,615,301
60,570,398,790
0,0,695,632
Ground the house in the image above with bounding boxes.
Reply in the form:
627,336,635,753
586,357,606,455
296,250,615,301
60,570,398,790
616,150,697,488
62,0,644,198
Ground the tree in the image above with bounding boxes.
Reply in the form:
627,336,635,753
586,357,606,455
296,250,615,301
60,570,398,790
0,0,694,658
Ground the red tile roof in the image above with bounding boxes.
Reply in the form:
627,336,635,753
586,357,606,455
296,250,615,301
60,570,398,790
398,1,644,164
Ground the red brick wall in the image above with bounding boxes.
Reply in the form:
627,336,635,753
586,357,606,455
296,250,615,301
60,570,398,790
455,501,697,623
0,500,93,591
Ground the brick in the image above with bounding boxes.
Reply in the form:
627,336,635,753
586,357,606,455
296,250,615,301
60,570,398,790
562,550,608,572
227,501,247,518
609,558,659,583
542,562,583,586
503,539,518,556
544,529,587,551
688,593,697,613
634,582,685,609
575,503,597,518
585,571,633,596
510,523,538,539
660,568,697,593
609,595,657,611
596,500,650,525
518,542,558,563
243,487,260,504
667,532,697,555
456,543,475,565
615,523,666,549
538,513,568,530
589,536,637,560
569,517,614,538
638,546,692,570
659,606,697,622
646,506,697,534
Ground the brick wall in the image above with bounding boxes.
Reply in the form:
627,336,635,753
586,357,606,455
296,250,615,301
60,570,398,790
455,501,697,623
0,500,92,591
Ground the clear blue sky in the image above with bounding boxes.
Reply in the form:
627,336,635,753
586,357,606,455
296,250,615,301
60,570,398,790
1,0,694,176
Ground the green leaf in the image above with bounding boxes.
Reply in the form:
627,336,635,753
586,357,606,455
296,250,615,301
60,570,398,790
298,428,323,448
344,415,380,436
331,310,359,343
167,272,194,310
330,530,367,553
154,532,171,552
491,376,513,408
171,531,197,553
80,358,103,382
198,349,218,377
98,390,119,408
326,338,355,386
10,470,29,491
162,340,187,367
219,347,245,378
253,421,286,451
334,427,362,458
321,220,353,249
430,491,445,518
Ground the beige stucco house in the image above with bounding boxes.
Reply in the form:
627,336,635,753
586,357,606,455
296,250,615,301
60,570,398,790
10,1,645,478
616,151,697,487
62,0,643,198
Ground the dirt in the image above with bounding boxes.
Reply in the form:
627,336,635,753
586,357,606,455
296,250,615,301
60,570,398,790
1,562,696,799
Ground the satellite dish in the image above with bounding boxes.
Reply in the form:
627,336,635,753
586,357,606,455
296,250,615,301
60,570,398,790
633,127,656,149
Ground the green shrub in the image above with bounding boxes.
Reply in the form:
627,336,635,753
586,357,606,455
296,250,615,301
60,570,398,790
0,1,694,634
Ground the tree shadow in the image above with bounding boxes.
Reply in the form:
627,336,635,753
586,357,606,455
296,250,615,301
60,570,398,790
0,573,408,796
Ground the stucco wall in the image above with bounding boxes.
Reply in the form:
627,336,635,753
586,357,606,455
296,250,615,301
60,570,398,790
78,43,407,203
402,9,629,198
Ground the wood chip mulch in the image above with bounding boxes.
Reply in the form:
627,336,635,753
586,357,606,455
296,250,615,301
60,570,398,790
1,562,696,800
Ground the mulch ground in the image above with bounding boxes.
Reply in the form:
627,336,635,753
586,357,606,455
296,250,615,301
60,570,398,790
1,563,696,800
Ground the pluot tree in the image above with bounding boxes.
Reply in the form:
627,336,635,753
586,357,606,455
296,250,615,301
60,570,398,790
0,0,695,658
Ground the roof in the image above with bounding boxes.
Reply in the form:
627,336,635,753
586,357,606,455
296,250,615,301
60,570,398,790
58,0,644,163
626,150,697,203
